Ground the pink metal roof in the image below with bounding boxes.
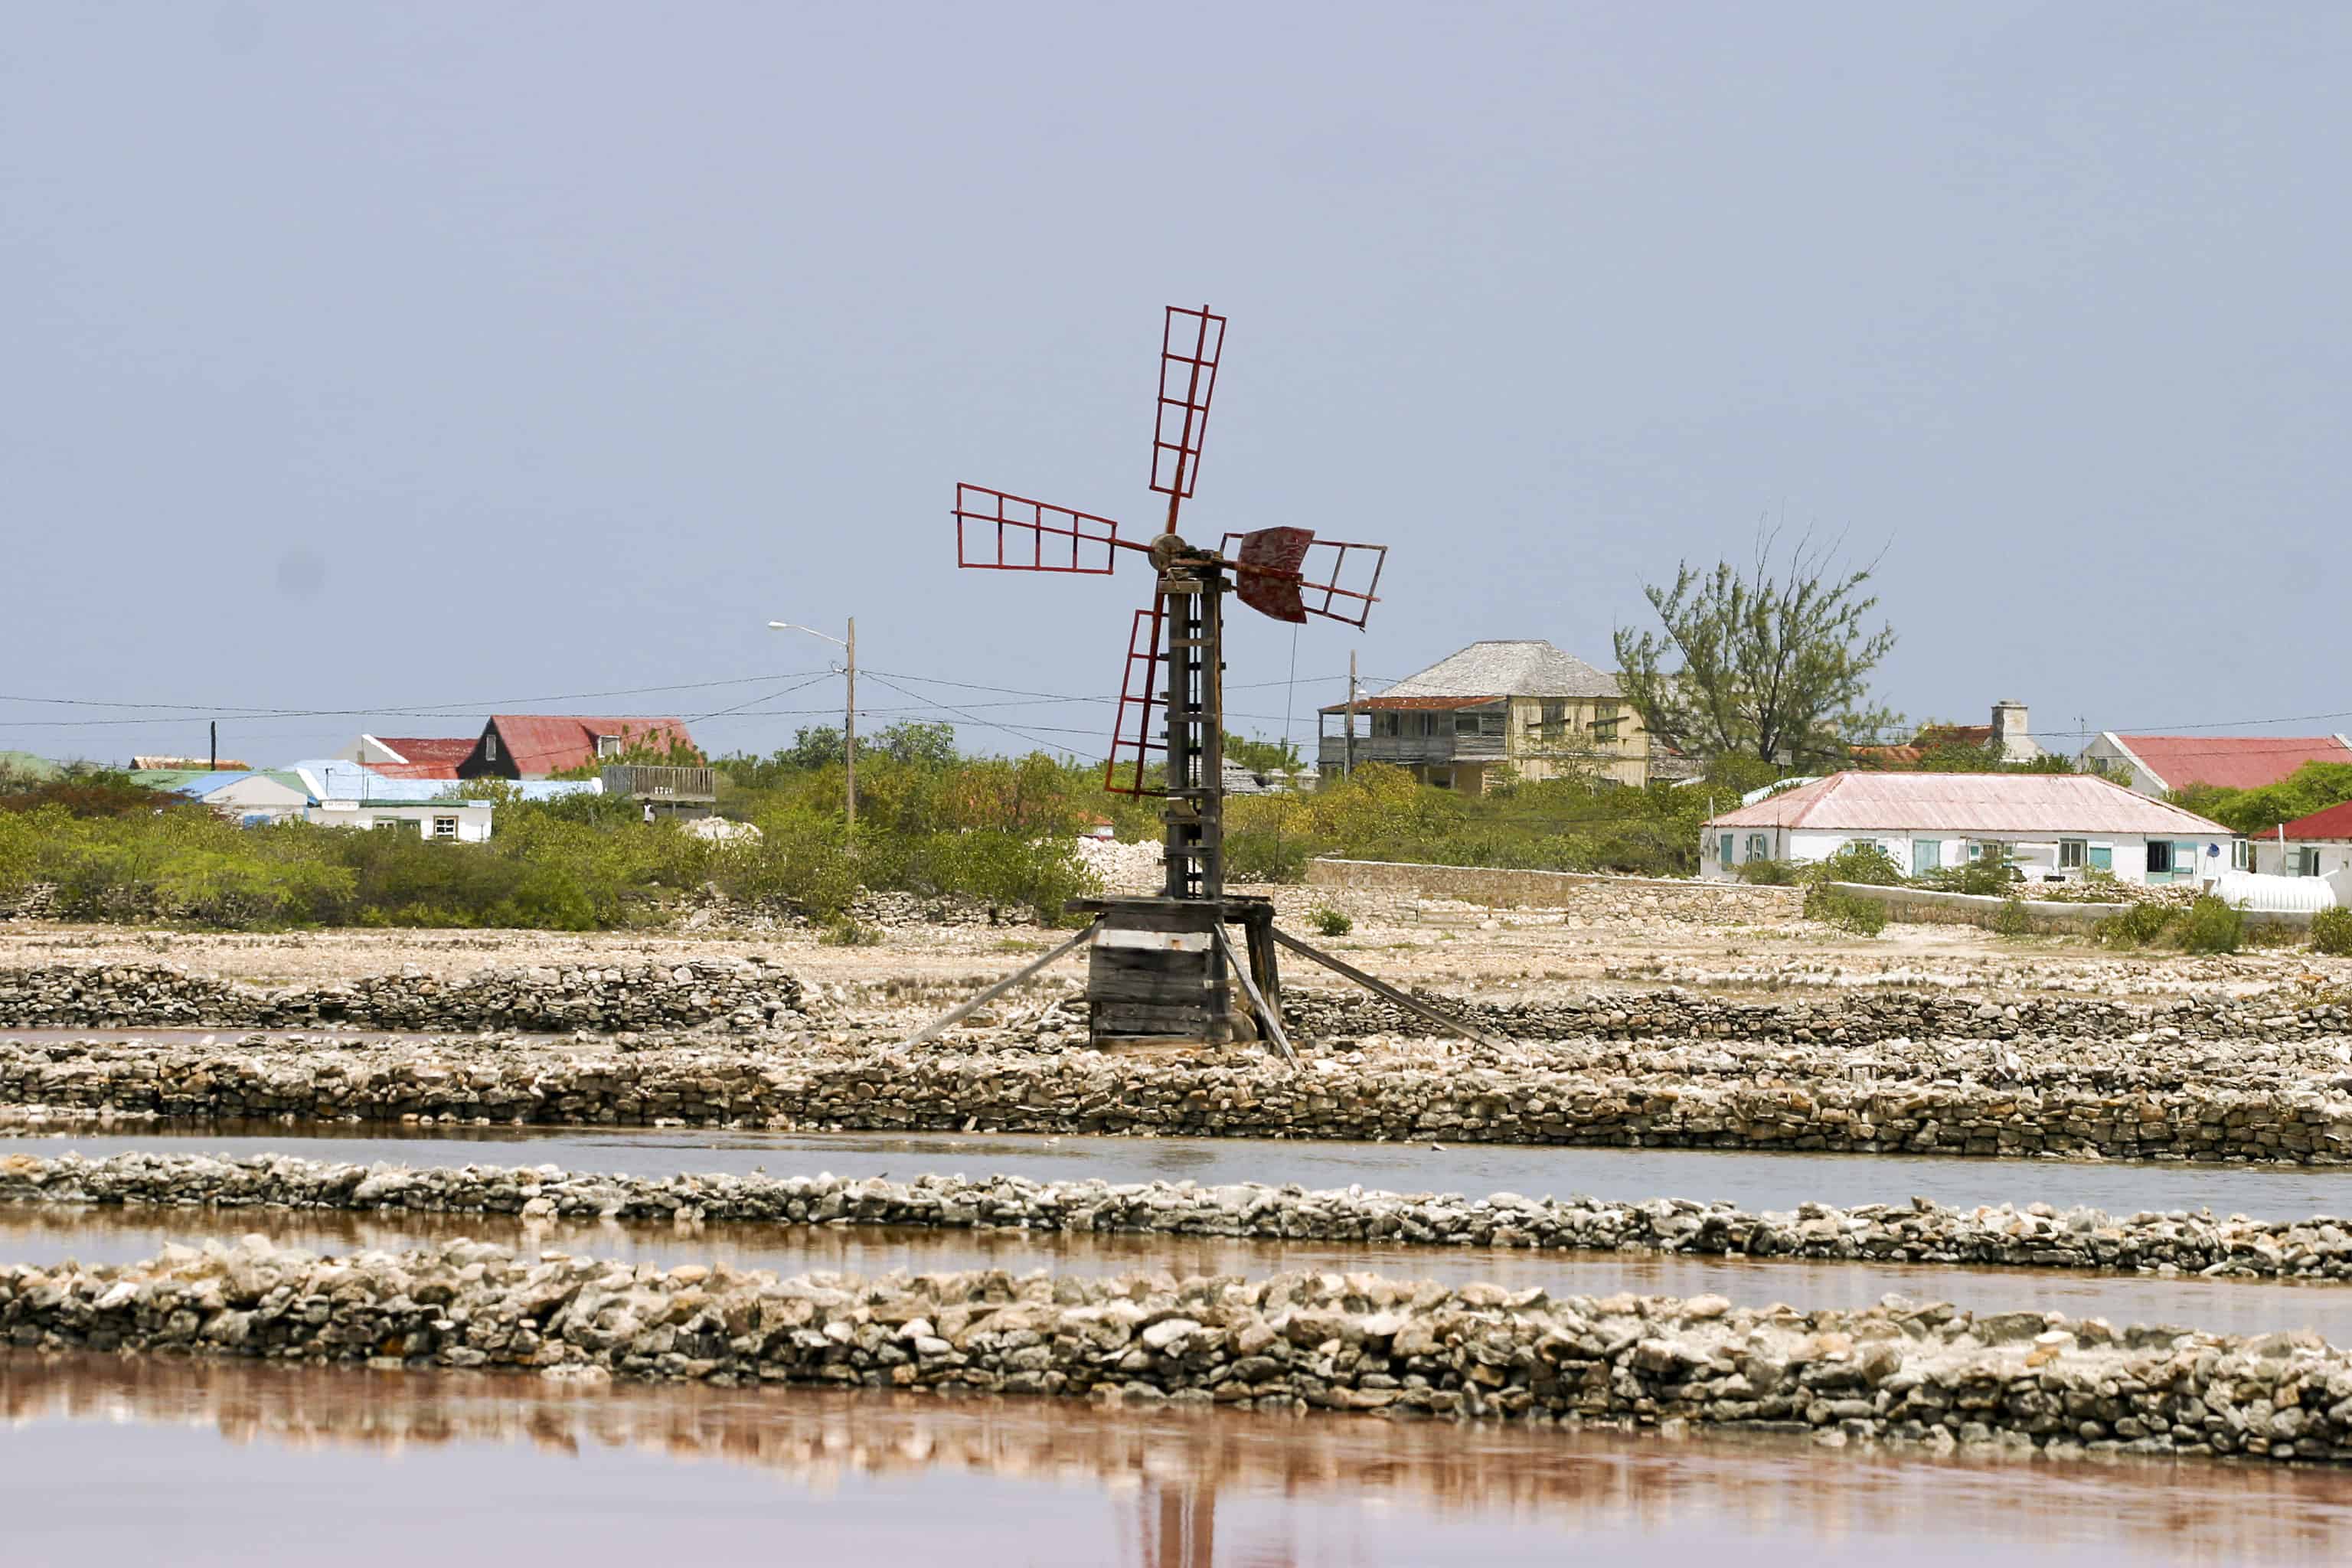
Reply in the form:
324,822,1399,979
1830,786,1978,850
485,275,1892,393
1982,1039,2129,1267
484,716,699,776
2111,734,2352,792
1707,772,2233,836
2269,800,2352,841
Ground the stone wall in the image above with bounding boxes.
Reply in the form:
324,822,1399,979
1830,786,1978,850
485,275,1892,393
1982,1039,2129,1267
0,961,805,1035
10,1152,2352,1282
1305,858,1802,919
5,1236,2347,1462
5,1033,2350,1162
1832,883,2318,936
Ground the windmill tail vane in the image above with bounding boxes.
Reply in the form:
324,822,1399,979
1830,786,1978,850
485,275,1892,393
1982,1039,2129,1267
925,304,1459,1059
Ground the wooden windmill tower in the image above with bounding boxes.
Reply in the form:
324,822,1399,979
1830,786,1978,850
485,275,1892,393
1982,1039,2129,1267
909,306,1493,1058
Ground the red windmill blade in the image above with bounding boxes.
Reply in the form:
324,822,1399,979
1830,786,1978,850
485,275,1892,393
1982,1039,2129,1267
1223,527,1389,629
1152,305,1226,529
953,484,1125,574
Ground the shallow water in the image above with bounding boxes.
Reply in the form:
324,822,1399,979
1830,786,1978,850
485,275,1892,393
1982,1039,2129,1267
8,1204,2351,1343
2,1350,2346,1566
18,1118,2352,1219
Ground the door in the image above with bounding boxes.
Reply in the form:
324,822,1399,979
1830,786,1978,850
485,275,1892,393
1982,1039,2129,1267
1912,840,1941,876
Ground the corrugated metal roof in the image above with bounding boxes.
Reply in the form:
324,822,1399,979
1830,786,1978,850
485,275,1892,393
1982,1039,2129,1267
2270,800,2352,841
288,760,593,805
1706,771,2234,835
485,716,697,776
368,737,475,778
2111,733,2352,792
1318,694,1502,714
1378,642,1620,701
132,769,314,803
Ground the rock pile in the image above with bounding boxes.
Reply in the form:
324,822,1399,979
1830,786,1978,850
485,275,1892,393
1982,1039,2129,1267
6,1236,2348,1462
2,1031,2348,1162
11,1152,2352,1282
0,961,805,1035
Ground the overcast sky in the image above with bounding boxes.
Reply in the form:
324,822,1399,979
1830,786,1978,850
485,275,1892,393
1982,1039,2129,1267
5,3,2347,768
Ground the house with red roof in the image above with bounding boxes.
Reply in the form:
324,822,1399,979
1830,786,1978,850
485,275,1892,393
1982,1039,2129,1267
454,716,700,779
2082,732,2352,797
335,735,481,781
2247,800,2352,882
1701,771,2236,886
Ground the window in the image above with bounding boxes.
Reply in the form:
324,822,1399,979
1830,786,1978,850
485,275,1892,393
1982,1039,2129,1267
596,733,622,759
1455,714,1482,736
2146,840,2174,877
1592,703,1622,743
2059,839,2086,871
1375,714,1400,737
2232,840,2249,871
2087,843,2113,872
1429,768,1454,789
432,816,459,841
2298,847,2321,877
1480,712,1504,737
483,733,498,763
1913,839,1942,875
1745,833,1768,861
1719,833,1734,868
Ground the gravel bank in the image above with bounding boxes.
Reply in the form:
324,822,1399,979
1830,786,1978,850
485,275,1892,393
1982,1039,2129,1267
7,1236,2350,1462
4,1032,2349,1164
11,1151,2352,1282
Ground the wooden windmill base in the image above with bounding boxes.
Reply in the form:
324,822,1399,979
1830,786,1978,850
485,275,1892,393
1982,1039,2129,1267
898,896,1498,1062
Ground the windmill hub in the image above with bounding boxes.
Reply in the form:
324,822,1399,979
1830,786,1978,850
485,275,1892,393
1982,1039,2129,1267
926,305,1479,1061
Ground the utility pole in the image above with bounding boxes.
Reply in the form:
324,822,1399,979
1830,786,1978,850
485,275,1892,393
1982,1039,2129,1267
208,720,217,772
843,616,857,837
769,617,858,835
1344,650,1358,779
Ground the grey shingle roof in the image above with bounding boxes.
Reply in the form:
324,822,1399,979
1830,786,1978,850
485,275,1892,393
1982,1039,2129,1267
1380,641,1622,701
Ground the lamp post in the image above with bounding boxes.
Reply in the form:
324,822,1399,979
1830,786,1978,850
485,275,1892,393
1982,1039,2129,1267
769,618,856,835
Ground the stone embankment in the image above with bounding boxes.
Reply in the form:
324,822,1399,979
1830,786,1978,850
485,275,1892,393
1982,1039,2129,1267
0,962,805,1035
12,1152,2352,1282
4,1031,2350,1161
1287,988,2352,1047
6,1236,2350,1462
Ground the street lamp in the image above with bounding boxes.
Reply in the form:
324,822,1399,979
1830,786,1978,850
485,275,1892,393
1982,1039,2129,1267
769,619,857,834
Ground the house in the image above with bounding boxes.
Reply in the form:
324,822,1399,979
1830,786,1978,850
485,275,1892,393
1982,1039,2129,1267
2247,801,2352,881
288,760,600,817
2080,733,2352,796
1700,771,2238,886
335,735,480,781
306,797,496,842
131,769,313,825
455,716,699,780
1851,702,2041,767
1316,640,1648,792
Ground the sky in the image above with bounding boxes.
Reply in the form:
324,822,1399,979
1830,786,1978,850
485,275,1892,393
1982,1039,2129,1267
5,2,2348,769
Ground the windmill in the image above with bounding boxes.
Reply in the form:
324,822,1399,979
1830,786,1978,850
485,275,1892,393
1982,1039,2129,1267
906,305,1496,1058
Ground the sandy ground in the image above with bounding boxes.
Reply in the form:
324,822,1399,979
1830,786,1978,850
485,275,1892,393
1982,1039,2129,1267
2,876,2342,1007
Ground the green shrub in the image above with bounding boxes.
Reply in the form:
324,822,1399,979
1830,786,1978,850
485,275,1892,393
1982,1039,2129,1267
2178,895,2243,955
1804,883,1888,936
2312,906,2352,958
1808,842,1906,887
1991,897,2031,937
1735,858,1801,886
2096,902,2175,948
819,918,882,947
1311,906,1353,937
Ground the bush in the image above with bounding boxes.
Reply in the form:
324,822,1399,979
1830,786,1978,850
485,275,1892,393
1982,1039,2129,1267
2096,902,2175,948
2312,906,2352,958
1804,883,1887,936
1808,842,1906,887
1735,858,1801,886
818,918,882,946
1991,897,2031,937
1311,906,1353,937
2179,894,2243,955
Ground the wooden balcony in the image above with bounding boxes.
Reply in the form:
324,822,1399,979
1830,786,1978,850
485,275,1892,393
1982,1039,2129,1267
599,764,717,802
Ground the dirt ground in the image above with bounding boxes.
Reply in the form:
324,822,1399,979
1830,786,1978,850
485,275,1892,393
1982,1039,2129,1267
2,877,2341,1008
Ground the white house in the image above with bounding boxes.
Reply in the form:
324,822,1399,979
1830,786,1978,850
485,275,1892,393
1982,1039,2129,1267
2249,801,2352,881
1700,772,2239,887
305,798,495,843
2079,733,2352,797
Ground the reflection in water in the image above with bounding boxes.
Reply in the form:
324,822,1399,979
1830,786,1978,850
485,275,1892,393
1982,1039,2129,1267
8,1203,2352,1344
3,1350,2349,1567
22,1116,2352,1218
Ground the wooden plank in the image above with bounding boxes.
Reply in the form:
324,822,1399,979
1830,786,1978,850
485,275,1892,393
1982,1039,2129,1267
898,920,1102,1049
1269,926,1504,1049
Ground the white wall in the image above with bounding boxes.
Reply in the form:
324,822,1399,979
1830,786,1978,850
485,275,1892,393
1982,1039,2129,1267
1700,825,2236,885
2252,838,2352,878
307,802,495,843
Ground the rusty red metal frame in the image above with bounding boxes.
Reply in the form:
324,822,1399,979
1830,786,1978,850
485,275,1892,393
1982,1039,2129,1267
954,484,1124,574
1150,305,1225,517
1219,531,1387,629
1105,599,1169,795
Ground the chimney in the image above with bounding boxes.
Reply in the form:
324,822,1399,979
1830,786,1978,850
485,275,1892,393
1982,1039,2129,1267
1991,701,2037,762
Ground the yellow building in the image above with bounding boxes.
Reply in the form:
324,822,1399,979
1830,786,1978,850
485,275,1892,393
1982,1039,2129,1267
1317,639,1649,793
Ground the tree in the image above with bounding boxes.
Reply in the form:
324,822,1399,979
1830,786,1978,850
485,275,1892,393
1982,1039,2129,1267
1613,534,1898,767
